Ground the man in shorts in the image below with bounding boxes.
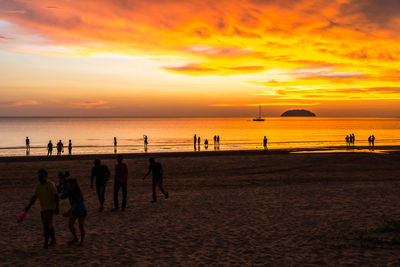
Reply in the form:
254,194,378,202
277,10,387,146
25,169,59,248
91,159,110,212
143,158,169,203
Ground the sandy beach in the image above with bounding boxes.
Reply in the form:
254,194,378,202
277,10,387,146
1,150,400,265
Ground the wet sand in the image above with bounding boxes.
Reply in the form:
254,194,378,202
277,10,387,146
1,150,400,265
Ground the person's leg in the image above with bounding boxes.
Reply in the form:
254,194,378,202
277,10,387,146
78,217,85,246
47,211,56,246
41,212,50,248
100,185,105,210
113,182,120,209
121,183,127,209
158,178,168,198
68,216,78,244
152,179,157,202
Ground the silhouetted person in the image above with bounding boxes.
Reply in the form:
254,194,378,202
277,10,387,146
47,141,53,156
26,137,30,151
57,140,64,156
68,140,72,155
371,135,375,147
143,158,168,203
263,136,268,150
114,137,117,153
144,135,148,151
345,135,350,146
368,136,372,147
217,136,220,145
352,133,355,145
112,155,128,211
24,169,59,249
205,139,208,149
91,159,110,212
198,136,201,148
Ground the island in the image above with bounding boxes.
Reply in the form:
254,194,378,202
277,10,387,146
280,109,316,117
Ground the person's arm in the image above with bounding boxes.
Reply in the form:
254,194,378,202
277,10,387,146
105,166,110,181
143,167,151,180
24,195,37,212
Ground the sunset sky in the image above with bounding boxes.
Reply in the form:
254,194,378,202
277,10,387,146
0,0,399,116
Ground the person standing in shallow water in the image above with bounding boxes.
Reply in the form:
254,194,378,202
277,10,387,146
263,136,268,150
112,155,128,211
47,140,53,156
144,135,148,151
57,140,64,156
91,159,110,212
26,137,30,151
68,140,72,155
143,158,168,203
24,169,59,249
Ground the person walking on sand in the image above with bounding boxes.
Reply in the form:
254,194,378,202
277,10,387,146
91,159,110,212
371,135,375,147
114,137,117,153
57,140,64,156
60,179,87,247
143,158,168,203
368,136,371,147
26,137,30,151
112,155,128,211
345,135,349,146
263,136,268,150
24,169,59,249
68,140,72,155
47,140,53,156
352,133,355,145
198,136,201,148
194,134,197,146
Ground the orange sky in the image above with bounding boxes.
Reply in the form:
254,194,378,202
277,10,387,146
0,0,399,116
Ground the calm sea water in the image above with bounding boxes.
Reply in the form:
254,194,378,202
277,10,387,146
0,117,399,156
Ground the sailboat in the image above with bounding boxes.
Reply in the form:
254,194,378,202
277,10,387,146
253,105,265,121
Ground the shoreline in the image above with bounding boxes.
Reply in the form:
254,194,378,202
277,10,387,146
1,145,400,162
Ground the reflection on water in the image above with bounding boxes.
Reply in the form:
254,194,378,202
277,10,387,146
0,117,399,156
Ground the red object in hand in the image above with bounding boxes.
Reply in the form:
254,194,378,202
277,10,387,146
17,211,27,223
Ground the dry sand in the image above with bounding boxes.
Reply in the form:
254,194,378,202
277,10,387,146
1,151,400,265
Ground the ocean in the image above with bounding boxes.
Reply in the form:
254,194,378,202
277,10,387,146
0,117,399,156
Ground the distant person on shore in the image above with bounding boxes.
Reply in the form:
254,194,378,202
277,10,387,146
114,137,117,153
368,136,372,147
205,139,208,149
143,158,168,203
144,135,148,151
47,141,53,156
345,135,350,146
57,140,64,156
263,136,268,150
68,140,72,155
352,134,355,145
371,135,375,147
112,155,128,211
24,169,59,249
217,136,220,145
194,134,197,146
26,137,30,151
198,136,201,149
60,179,87,247
91,159,110,212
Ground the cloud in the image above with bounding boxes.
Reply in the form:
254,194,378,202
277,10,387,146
289,67,367,80
12,100,39,106
70,101,110,109
210,102,320,107
163,64,215,73
227,66,265,71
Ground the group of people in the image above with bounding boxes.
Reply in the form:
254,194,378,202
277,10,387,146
368,135,376,148
345,134,356,146
23,155,169,249
47,139,73,156
193,134,220,150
